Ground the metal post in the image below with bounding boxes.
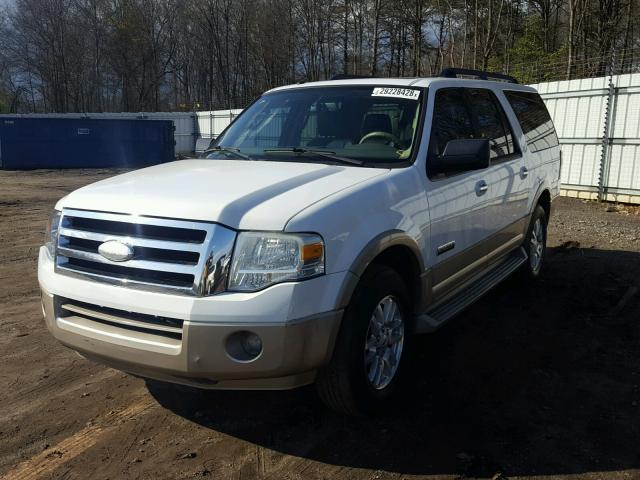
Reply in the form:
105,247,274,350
598,49,618,202
192,103,198,154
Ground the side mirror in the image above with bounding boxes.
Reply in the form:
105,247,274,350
432,138,490,175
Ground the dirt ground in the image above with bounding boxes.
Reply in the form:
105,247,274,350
1,168,639,480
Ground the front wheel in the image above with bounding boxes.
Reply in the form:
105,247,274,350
316,264,412,415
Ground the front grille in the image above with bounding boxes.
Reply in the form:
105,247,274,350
57,297,184,341
55,209,235,295
64,215,207,243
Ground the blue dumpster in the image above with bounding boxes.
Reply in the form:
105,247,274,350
0,117,175,169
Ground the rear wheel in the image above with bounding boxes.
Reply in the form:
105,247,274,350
316,264,412,415
521,205,547,278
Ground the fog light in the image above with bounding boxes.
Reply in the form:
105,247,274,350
225,331,263,362
241,332,262,357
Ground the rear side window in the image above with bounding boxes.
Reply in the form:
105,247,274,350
466,88,516,160
504,91,559,152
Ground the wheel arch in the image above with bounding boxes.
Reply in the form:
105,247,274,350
337,231,428,315
529,179,552,219
536,188,551,223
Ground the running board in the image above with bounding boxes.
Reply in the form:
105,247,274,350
415,247,528,333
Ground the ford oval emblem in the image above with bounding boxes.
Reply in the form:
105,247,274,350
98,240,134,262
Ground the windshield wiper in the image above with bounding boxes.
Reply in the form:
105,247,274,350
204,145,251,159
262,147,365,166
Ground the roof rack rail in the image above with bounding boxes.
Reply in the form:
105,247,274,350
330,74,374,80
439,68,518,84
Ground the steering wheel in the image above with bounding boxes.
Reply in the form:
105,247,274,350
358,131,401,147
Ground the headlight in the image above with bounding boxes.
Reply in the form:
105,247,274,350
228,232,324,292
45,210,62,258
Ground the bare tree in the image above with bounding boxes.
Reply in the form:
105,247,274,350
2,0,640,113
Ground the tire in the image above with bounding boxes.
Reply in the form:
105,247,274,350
316,264,412,415
521,205,548,279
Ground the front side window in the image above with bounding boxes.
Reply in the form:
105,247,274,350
428,87,521,177
428,88,475,158
467,88,516,159
504,90,559,152
208,86,424,166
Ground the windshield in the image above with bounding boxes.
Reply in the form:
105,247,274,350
208,86,424,166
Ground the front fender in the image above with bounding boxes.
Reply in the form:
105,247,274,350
285,167,430,312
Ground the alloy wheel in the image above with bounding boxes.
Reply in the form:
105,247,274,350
364,295,405,390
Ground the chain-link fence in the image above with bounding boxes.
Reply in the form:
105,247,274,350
506,46,640,85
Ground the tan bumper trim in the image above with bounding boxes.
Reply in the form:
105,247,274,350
42,290,343,390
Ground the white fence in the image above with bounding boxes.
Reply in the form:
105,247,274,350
196,110,244,139
532,73,640,204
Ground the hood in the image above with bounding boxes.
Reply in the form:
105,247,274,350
58,159,388,230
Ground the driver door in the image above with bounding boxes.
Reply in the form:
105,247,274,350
424,87,495,301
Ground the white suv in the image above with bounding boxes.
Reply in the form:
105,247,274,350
39,70,561,414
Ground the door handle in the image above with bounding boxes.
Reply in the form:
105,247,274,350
520,166,529,178
476,180,488,196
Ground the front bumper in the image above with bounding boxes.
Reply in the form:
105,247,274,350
39,247,350,389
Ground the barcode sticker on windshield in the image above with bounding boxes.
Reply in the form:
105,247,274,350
371,87,420,100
